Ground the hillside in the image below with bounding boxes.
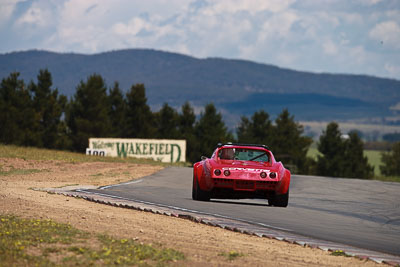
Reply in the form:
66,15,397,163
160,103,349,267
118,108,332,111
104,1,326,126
1,49,399,122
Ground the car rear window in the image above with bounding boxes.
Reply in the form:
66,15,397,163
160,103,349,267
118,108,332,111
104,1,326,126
218,148,269,162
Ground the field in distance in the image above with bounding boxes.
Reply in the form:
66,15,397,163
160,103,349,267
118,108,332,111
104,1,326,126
301,121,400,141
307,145,399,182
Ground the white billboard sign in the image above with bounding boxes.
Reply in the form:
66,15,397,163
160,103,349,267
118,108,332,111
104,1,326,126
89,138,186,163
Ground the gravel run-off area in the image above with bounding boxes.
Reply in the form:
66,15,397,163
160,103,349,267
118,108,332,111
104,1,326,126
0,157,383,266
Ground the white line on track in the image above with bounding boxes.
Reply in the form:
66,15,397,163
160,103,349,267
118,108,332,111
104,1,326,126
100,179,143,190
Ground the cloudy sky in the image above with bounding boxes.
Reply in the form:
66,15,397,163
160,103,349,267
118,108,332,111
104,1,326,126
1,0,400,79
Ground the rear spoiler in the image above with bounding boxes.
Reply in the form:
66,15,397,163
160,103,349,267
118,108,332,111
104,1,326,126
217,143,269,150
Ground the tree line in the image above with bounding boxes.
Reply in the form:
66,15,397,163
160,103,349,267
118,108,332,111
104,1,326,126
1,70,399,178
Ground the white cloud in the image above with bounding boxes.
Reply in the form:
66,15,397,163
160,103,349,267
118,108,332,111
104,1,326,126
362,0,383,5
385,63,400,77
16,6,47,27
341,12,363,25
258,10,298,42
369,21,400,49
112,17,151,36
60,0,107,27
315,12,340,28
323,40,338,55
349,45,368,64
206,0,295,15
276,52,298,66
1,0,399,80
386,10,400,20
0,0,22,27
41,0,193,53
12,1,57,40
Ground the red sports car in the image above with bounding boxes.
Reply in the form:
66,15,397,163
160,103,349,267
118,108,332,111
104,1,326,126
192,143,291,207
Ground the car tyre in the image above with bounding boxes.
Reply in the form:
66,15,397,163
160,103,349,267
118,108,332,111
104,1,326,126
192,175,210,201
269,191,289,207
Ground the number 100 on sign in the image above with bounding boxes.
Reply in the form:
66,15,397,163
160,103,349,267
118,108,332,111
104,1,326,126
86,148,107,156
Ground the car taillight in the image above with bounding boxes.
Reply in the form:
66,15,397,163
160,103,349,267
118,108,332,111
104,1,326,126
224,170,231,176
214,169,221,176
260,172,267,178
269,172,277,178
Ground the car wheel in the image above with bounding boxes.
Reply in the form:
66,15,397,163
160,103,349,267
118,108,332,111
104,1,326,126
192,175,197,199
192,175,210,201
269,191,289,207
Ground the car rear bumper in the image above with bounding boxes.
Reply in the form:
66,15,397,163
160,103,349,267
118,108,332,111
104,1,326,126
212,177,278,191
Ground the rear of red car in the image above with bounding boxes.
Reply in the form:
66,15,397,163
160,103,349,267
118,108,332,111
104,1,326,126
192,143,290,207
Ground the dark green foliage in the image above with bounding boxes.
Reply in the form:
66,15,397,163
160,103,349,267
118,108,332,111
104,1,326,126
29,69,68,149
108,82,127,138
67,74,112,152
237,110,273,145
272,109,313,173
155,103,180,139
125,83,155,138
236,117,252,143
317,122,346,177
195,103,233,158
380,142,400,176
237,109,312,173
179,102,198,163
0,72,37,146
343,131,374,178
251,111,273,144
317,122,373,178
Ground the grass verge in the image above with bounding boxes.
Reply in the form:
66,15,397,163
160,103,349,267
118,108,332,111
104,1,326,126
0,166,43,176
0,214,184,266
370,176,400,183
218,250,244,261
0,144,190,167
330,250,350,257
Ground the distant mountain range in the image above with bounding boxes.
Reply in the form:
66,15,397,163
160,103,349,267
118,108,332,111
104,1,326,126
1,49,399,123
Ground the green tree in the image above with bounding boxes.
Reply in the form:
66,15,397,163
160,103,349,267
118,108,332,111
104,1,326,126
178,102,197,163
316,122,346,177
317,123,373,178
194,103,232,158
236,110,273,145
108,82,127,137
236,116,252,143
380,142,400,176
124,84,155,138
0,72,36,146
29,69,68,149
342,131,374,179
272,109,313,173
67,74,111,151
155,103,180,139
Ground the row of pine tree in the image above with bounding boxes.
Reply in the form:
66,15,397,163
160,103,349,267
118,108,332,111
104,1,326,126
2,69,398,178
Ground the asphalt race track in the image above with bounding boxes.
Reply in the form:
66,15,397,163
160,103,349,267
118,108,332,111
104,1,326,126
86,167,400,256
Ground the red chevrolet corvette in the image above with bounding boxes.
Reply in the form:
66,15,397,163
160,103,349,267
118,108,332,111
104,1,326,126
192,143,291,207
